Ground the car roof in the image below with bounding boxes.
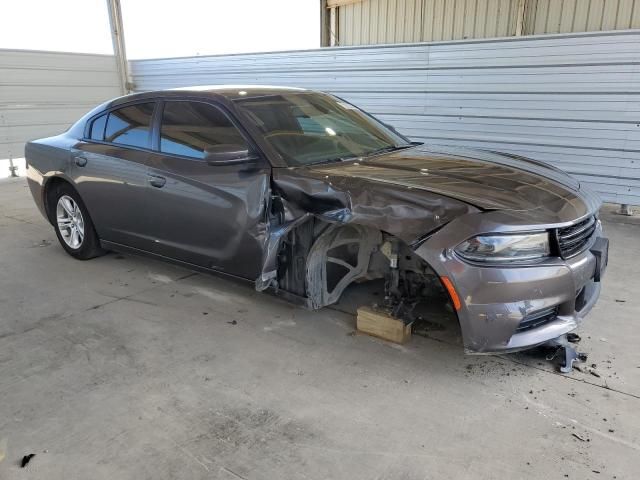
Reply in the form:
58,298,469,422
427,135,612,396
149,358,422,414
109,85,311,107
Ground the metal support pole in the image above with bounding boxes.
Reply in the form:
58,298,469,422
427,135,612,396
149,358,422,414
106,0,132,94
619,204,634,216
320,0,330,47
329,7,338,46
515,0,527,36
8,157,18,177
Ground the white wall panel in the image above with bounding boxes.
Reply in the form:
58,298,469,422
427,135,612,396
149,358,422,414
129,31,640,205
0,49,121,160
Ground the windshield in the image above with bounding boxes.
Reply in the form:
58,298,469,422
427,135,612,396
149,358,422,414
232,92,411,166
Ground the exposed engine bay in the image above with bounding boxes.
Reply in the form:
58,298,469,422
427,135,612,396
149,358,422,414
273,219,444,323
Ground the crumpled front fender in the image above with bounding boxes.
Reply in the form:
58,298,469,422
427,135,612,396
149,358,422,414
257,167,477,291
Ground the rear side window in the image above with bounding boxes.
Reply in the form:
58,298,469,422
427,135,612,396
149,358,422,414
89,114,107,140
104,102,155,148
159,101,247,159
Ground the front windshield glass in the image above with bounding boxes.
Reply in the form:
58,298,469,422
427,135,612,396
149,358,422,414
232,92,411,166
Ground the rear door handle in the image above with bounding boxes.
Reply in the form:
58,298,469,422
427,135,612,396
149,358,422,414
74,156,88,167
148,174,166,188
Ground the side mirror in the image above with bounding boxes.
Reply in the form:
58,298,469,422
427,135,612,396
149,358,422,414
204,144,257,165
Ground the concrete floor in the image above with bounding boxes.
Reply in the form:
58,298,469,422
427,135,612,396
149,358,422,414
1,176,639,480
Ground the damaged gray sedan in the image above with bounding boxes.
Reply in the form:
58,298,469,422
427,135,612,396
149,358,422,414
25,86,608,354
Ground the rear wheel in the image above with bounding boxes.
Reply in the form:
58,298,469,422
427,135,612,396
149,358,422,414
51,183,104,260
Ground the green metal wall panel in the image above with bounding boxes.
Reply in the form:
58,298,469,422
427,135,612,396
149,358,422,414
335,0,640,45
526,0,640,34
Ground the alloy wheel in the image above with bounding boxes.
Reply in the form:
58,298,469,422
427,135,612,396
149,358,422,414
56,195,85,249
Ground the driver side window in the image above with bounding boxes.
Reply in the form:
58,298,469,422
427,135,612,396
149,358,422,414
159,101,248,160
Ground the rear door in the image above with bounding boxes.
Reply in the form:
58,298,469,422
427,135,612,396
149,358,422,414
144,99,270,280
71,101,158,250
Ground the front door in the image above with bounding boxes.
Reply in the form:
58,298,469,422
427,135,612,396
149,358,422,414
145,100,270,280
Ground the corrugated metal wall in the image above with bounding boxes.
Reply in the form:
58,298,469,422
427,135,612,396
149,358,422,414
339,0,521,44
131,30,640,206
422,0,520,40
339,0,425,44
0,49,122,160
335,0,640,45
526,0,640,34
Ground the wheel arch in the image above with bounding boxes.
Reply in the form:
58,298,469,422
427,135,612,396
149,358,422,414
293,220,445,314
305,223,383,309
43,176,79,225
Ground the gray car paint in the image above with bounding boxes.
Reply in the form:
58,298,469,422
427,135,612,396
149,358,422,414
25,86,607,354
144,150,270,278
70,141,156,251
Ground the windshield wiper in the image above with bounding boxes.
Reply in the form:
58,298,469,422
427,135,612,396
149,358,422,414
364,144,414,158
306,145,412,166
307,155,359,166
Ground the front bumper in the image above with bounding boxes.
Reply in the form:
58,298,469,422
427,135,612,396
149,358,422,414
415,214,606,354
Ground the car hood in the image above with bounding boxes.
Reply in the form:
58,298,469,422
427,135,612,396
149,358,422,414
298,145,600,222
270,144,601,248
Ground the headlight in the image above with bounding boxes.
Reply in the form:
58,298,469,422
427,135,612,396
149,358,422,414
455,232,550,263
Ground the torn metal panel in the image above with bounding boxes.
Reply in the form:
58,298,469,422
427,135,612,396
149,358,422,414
271,162,476,243
257,212,312,292
256,160,477,292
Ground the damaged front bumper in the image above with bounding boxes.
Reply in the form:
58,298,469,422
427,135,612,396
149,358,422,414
415,213,607,354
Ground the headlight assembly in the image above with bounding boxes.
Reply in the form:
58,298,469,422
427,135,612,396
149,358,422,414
455,232,550,263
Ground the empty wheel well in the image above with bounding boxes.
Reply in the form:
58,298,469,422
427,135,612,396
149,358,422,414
276,221,440,311
306,224,383,309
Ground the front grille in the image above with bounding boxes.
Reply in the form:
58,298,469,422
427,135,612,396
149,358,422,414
556,215,597,258
516,306,559,333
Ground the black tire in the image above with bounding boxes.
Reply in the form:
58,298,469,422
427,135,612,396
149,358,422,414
51,183,105,260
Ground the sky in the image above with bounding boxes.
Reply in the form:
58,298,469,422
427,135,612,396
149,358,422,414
0,0,320,58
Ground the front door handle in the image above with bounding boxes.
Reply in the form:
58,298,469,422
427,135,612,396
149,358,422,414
148,174,166,188
75,156,88,167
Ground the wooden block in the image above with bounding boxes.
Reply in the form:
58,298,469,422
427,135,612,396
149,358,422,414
356,306,412,344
